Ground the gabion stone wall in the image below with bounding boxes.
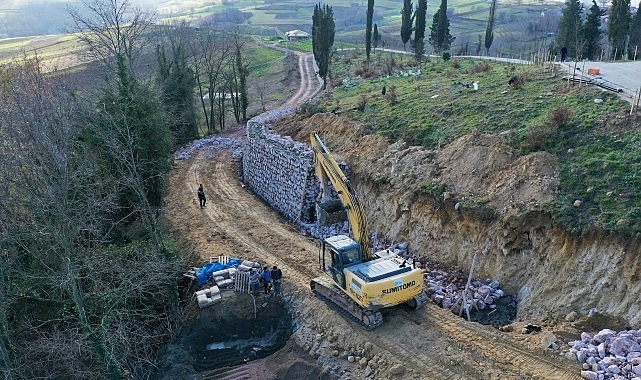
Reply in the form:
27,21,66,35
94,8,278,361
243,114,319,225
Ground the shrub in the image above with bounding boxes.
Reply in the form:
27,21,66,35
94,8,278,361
547,105,572,128
471,62,492,73
300,102,326,116
385,85,397,105
442,51,451,61
524,125,553,152
451,59,461,69
356,95,367,111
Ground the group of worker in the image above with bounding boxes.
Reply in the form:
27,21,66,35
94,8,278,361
249,265,283,297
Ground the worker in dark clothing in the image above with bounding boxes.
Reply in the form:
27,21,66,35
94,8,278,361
560,45,568,62
271,266,283,295
197,184,206,208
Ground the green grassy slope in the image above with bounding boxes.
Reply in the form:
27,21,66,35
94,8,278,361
311,51,640,235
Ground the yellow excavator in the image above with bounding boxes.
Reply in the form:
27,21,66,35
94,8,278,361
309,132,427,330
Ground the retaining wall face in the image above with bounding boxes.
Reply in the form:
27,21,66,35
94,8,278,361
243,120,320,224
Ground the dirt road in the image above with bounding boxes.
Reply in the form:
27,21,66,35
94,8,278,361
163,49,586,379
165,146,583,379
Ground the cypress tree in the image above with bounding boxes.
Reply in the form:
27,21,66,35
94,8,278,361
581,0,603,60
429,0,455,53
628,1,641,59
400,0,415,50
373,23,382,49
555,0,583,58
366,0,374,64
484,0,497,55
312,3,335,89
608,0,631,60
414,0,427,60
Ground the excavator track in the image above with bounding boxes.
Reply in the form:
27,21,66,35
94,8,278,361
310,276,383,330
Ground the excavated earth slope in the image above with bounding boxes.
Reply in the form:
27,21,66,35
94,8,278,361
273,112,641,327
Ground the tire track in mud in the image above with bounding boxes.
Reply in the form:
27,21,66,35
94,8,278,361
425,304,582,380
182,150,583,380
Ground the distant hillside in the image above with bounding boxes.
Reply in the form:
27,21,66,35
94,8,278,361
2,0,564,57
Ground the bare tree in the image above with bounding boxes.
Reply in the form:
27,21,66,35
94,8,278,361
188,25,234,135
68,0,155,74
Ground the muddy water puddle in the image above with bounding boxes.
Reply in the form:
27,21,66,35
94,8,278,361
156,292,292,378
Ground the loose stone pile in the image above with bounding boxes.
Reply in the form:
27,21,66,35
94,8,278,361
174,136,245,161
369,234,510,319
567,329,641,380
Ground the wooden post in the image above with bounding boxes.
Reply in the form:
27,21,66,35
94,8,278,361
459,252,478,321
631,87,640,115
581,60,586,87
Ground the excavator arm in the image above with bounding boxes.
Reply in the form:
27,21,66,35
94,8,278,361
310,132,371,260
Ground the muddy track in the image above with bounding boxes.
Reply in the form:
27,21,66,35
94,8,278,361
284,52,321,107
171,148,583,380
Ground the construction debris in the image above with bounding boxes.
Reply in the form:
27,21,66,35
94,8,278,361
195,285,222,308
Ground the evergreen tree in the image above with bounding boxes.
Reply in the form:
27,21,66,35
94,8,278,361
608,0,631,60
628,1,641,59
366,0,374,64
400,0,415,50
312,3,335,89
373,23,382,48
485,0,497,55
429,0,455,53
156,43,198,147
414,0,427,60
581,0,603,60
555,0,583,58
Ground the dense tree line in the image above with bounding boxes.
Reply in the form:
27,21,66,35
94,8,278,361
0,0,253,378
556,0,640,60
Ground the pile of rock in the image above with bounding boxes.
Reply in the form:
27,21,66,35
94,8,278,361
174,136,244,161
567,329,641,380
369,234,510,318
425,273,506,315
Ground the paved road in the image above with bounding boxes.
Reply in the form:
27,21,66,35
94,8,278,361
560,60,641,102
458,54,640,104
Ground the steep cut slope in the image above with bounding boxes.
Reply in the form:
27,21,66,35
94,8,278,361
273,112,641,327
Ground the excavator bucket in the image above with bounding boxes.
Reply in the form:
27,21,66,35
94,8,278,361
316,200,347,225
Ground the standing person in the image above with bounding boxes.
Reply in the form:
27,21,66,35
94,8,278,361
197,184,206,208
560,45,568,62
249,269,260,296
270,266,283,295
260,266,272,294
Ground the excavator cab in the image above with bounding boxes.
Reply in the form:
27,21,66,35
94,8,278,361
320,235,363,289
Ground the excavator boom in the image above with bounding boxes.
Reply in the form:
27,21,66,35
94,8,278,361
309,132,427,330
310,132,370,259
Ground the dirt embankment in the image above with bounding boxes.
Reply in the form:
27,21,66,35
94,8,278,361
273,112,641,327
